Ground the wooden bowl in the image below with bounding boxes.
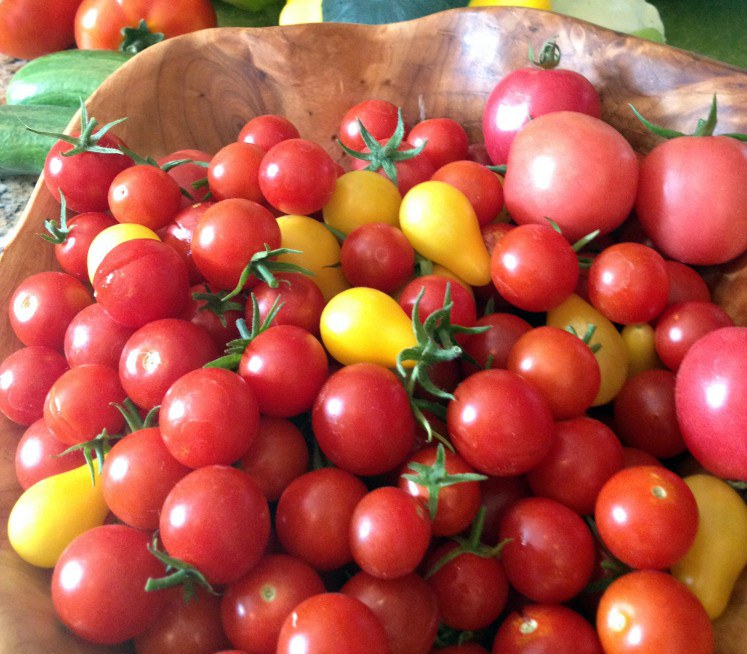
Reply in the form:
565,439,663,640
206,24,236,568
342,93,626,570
1,7,746,653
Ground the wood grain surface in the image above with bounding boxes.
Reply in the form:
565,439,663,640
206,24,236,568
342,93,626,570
0,7,745,653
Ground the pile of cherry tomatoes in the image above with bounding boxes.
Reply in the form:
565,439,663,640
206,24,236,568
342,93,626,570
1,44,746,654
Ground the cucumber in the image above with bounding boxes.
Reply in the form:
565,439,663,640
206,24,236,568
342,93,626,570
6,50,133,108
0,105,76,176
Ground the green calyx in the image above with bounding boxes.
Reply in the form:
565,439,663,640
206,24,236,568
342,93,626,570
631,94,747,141
24,98,127,157
425,506,511,579
337,107,425,187
401,443,487,522
145,533,219,602
192,284,245,329
203,293,284,371
530,39,562,70
120,19,165,54
395,284,490,445
40,190,71,245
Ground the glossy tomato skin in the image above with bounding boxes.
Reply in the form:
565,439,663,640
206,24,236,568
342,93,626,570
43,363,127,446
338,99,402,151
399,444,482,536
109,164,182,231
258,138,338,215
398,273,477,330
157,149,213,208
447,368,555,476
340,222,415,293
93,238,191,329
275,467,368,571
342,571,439,654
483,65,601,166
159,367,259,469
503,111,638,243
15,418,86,489
221,553,325,654
636,134,747,265
499,497,596,603
425,540,510,631
44,133,133,214
159,465,271,586
0,0,81,59
431,159,505,226
613,369,687,459
191,198,281,292
134,587,231,654
51,524,167,645
9,271,94,351
594,465,698,570
526,416,624,516
236,416,309,502
208,141,265,203
54,211,118,282
0,346,68,426
160,202,212,285
64,303,135,369
349,486,432,579
101,426,191,530
252,272,326,337
675,326,747,480
238,324,329,418
492,603,604,654
654,301,734,371
277,593,390,654
74,0,216,50
312,363,415,477
587,242,669,325
118,318,219,410
490,223,579,312
506,326,601,420
460,312,532,375
407,117,469,170
238,114,300,152
596,570,714,654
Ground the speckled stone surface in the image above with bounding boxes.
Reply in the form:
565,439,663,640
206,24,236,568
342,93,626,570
0,55,38,252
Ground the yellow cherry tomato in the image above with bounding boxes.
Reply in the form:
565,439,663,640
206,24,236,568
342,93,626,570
621,322,661,377
276,214,350,302
320,286,417,368
469,0,552,9
7,462,109,568
547,293,629,406
87,223,160,283
399,181,491,287
323,170,402,235
671,474,747,619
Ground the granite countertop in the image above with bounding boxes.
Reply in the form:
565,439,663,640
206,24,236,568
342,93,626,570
0,55,38,251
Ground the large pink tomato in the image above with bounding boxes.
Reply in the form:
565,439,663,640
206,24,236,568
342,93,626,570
635,135,747,265
675,326,747,480
502,111,638,243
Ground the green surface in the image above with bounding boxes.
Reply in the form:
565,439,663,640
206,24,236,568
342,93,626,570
652,0,747,69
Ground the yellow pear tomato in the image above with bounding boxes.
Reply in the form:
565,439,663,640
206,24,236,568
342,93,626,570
547,293,629,406
399,181,491,287
279,0,322,25
276,214,350,302
672,474,747,619
7,462,109,568
323,170,402,235
320,286,417,368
